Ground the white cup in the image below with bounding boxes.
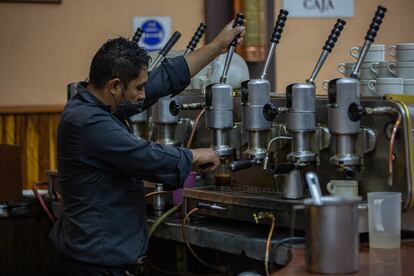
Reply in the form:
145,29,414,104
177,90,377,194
404,79,414,96
368,77,404,97
350,44,385,62
361,80,376,97
395,61,414,79
368,192,401,249
337,62,378,79
337,62,355,77
370,61,397,78
389,43,414,61
326,180,358,198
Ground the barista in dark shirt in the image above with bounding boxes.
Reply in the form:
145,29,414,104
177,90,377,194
50,20,245,276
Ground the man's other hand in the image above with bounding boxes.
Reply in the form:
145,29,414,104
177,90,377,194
190,148,220,171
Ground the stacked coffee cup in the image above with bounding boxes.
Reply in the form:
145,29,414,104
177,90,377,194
332,43,414,97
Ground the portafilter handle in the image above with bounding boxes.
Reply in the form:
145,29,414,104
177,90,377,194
350,6,387,79
307,19,346,84
148,31,182,71
260,9,289,79
229,160,254,172
184,23,207,56
220,13,245,84
169,100,205,116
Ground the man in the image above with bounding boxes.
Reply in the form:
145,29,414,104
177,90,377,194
50,20,245,276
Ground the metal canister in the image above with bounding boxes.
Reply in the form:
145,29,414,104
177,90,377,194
304,196,361,274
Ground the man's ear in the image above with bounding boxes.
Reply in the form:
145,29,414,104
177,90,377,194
107,78,121,96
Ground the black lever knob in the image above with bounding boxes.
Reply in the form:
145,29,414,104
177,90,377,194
323,19,346,53
230,13,245,47
132,27,144,43
263,103,278,121
160,31,181,56
348,102,366,122
229,160,254,172
169,100,181,116
186,23,207,52
271,9,289,44
365,6,387,42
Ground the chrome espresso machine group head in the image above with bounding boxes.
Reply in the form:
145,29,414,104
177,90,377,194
169,13,245,158
230,9,289,172
327,6,387,178
149,24,207,146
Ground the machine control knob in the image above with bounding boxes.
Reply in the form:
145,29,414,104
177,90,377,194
132,27,143,43
323,19,346,53
230,13,245,47
186,23,207,52
365,6,387,42
271,9,289,44
263,103,278,121
348,102,366,122
169,100,181,116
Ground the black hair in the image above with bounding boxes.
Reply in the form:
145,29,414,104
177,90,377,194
88,37,151,89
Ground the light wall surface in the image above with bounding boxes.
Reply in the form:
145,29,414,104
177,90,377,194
0,0,204,106
1,0,414,106
274,0,414,94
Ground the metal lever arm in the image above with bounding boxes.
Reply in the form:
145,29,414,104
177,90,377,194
351,6,387,78
220,13,245,84
184,23,207,56
132,27,144,43
260,9,289,79
149,31,182,71
307,19,346,84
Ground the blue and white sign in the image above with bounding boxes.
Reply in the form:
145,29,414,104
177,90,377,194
283,0,354,18
133,16,171,51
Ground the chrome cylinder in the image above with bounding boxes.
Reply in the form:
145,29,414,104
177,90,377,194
328,78,361,166
286,83,316,164
243,79,272,159
152,96,179,146
156,124,179,146
206,83,233,156
130,111,149,140
281,169,304,199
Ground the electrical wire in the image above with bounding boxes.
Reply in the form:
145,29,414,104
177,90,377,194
264,214,276,276
186,109,205,148
145,190,172,198
32,181,56,223
388,112,401,186
148,203,182,238
269,237,305,270
181,208,225,273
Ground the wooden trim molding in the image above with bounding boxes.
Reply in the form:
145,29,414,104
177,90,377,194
0,105,64,114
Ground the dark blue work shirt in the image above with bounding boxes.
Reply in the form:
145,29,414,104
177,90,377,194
49,56,193,267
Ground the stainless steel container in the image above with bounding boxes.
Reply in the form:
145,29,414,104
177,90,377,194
305,196,361,274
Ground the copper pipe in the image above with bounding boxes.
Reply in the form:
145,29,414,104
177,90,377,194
186,109,205,149
32,181,56,223
144,191,171,198
264,214,276,276
388,112,402,186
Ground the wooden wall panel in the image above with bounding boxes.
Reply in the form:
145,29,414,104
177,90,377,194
0,112,60,189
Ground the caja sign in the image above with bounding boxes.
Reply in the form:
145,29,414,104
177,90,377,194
283,0,354,17
133,16,172,51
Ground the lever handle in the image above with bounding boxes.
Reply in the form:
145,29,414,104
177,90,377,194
186,23,207,52
271,9,289,44
229,160,254,172
230,13,245,47
132,27,144,43
323,19,346,53
348,102,366,122
365,6,387,42
160,31,181,56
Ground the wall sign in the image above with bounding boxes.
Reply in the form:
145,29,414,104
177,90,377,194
283,0,354,18
133,16,171,51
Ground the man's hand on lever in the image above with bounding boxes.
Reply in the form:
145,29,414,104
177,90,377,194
184,19,246,76
190,148,220,172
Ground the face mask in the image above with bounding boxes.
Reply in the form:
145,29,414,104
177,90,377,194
113,82,145,121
